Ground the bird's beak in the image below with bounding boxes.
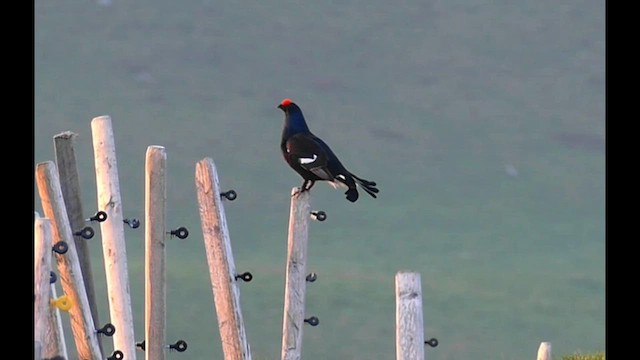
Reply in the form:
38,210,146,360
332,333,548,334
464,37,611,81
277,104,283,110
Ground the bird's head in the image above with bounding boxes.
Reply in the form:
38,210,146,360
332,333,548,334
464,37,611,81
277,98,294,111
277,98,310,134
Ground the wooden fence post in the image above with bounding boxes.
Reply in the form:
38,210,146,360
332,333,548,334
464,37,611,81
36,161,103,359
91,115,137,359
38,203,68,359
396,271,424,360
195,158,252,360
537,342,551,360
34,218,53,360
34,341,42,360
145,146,167,360
45,283,70,359
54,131,103,353
281,188,311,360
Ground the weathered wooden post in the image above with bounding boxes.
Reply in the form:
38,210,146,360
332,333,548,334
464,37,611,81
35,211,68,359
54,131,103,352
36,161,103,359
34,341,42,360
396,271,424,360
281,188,311,360
34,218,53,360
91,115,137,359
45,283,70,359
145,145,167,360
537,342,551,360
195,158,252,360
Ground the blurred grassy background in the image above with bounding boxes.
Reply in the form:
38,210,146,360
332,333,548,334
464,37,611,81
35,0,605,359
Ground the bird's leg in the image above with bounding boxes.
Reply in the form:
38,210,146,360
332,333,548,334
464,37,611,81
293,180,315,197
303,180,316,191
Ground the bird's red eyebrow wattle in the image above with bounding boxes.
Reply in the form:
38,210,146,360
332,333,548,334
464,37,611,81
280,98,293,106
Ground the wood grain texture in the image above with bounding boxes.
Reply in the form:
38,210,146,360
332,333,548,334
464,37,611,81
281,188,311,360
91,115,137,359
145,146,167,360
36,161,102,360
195,158,252,360
54,131,103,353
34,218,53,360
537,342,551,360
396,272,424,360
44,284,69,359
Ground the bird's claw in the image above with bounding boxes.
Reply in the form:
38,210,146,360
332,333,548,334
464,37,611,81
291,186,306,198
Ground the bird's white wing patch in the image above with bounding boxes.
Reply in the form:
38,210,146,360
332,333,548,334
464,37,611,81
329,181,348,189
299,154,318,164
329,174,348,189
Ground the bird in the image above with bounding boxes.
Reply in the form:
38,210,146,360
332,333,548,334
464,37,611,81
277,98,379,202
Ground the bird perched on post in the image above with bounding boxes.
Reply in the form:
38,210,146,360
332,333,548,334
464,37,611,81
277,98,379,202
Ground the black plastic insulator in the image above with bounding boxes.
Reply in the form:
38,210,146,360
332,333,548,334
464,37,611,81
52,241,68,254
50,271,57,284
235,272,253,282
107,350,124,360
304,316,319,326
306,272,318,282
123,218,140,229
88,211,108,222
220,190,237,201
74,226,95,239
168,340,188,352
310,211,327,221
97,323,116,337
136,340,146,351
425,338,439,347
169,227,189,239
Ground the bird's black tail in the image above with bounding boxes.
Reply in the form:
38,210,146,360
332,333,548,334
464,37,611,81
345,173,379,202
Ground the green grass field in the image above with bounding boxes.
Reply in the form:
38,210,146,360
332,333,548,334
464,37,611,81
35,0,605,359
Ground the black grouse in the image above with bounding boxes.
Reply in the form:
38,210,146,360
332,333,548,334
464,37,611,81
277,98,379,202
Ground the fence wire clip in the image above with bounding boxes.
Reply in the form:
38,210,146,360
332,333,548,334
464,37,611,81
235,272,253,282
220,189,237,201
52,241,68,255
97,323,116,337
50,295,72,311
304,316,319,326
107,350,123,360
136,340,188,353
74,226,95,239
168,227,189,239
310,210,327,221
425,338,439,347
86,211,108,223
167,340,188,352
123,218,140,229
